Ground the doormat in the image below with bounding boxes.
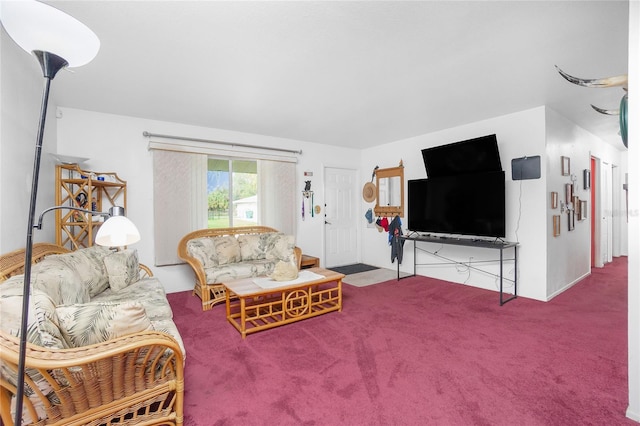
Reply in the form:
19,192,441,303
330,263,379,275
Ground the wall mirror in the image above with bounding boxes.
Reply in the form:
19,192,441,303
374,166,404,217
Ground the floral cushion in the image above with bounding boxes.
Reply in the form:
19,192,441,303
265,234,296,262
238,234,264,261
213,236,241,265
32,290,68,349
204,260,276,284
30,257,89,306
49,246,112,297
103,249,140,291
186,237,219,268
56,300,153,348
91,277,173,321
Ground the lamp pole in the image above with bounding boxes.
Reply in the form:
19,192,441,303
14,51,68,426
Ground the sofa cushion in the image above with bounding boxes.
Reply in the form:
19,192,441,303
103,249,140,291
238,234,265,261
265,234,296,262
49,246,112,297
56,300,153,348
204,259,276,284
186,237,219,268
30,257,89,306
213,235,241,265
32,290,68,349
91,277,174,321
0,278,67,350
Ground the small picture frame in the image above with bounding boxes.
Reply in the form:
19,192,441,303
565,183,573,204
575,197,582,220
551,192,558,209
583,169,591,189
581,200,588,219
553,215,561,237
561,156,571,176
568,211,575,231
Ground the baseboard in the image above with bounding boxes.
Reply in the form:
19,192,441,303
626,406,640,422
546,270,591,301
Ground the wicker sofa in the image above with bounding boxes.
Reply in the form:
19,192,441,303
0,243,184,426
177,226,302,311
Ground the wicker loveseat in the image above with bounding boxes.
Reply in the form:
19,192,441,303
177,226,302,311
0,243,184,426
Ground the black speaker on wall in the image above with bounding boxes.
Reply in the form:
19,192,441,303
511,156,541,180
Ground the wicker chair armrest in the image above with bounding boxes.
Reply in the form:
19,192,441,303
139,263,153,278
0,330,184,426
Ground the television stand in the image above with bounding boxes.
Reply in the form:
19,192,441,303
397,235,518,306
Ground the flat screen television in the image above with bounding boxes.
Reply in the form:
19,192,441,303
408,171,506,238
421,134,502,177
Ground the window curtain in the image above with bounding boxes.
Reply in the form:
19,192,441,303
152,150,207,266
258,160,296,235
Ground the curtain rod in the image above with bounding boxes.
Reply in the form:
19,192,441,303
142,131,302,155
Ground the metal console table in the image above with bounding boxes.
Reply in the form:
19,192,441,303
398,234,518,306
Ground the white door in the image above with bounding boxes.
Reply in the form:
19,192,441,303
324,167,358,267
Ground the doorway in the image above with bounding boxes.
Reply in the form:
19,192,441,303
323,167,358,267
591,156,616,268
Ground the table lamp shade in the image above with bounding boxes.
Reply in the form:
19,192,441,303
0,0,99,67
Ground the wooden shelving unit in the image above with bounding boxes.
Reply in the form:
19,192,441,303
55,164,127,250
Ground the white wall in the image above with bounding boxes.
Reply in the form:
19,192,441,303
359,106,624,303
545,108,625,299
55,107,359,292
0,31,57,254
360,107,549,301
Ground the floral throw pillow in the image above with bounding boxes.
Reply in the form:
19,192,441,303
265,234,295,262
213,236,241,265
56,300,153,348
187,237,219,268
103,249,140,292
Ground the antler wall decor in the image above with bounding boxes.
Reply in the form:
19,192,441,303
555,65,628,148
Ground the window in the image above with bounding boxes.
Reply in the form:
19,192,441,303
207,158,258,228
151,142,296,266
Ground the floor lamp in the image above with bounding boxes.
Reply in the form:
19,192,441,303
0,1,100,425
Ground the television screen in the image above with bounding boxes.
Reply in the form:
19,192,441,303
421,134,502,177
408,171,505,238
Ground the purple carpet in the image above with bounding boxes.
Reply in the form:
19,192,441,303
167,257,632,425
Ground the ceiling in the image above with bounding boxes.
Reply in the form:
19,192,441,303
43,1,629,150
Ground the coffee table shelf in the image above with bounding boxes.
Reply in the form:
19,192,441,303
223,268,344,338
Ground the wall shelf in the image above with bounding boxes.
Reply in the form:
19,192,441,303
55,164,127,250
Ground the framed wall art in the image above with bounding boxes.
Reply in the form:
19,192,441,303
568,211,575,231
551,191,558,209
561,156,570,176
565,183,574,204
574,197,581,220
583,169,591,189
580,200,587,219
553,215,561,237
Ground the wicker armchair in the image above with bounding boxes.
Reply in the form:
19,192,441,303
177,226,302,311
0,243,184,426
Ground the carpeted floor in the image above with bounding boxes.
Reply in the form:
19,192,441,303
167,257,632,425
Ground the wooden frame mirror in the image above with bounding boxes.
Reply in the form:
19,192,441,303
374,166,404,217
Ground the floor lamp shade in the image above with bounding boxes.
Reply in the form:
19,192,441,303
0,0,100,66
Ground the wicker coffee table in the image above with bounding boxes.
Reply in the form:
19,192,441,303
223,267,344,338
